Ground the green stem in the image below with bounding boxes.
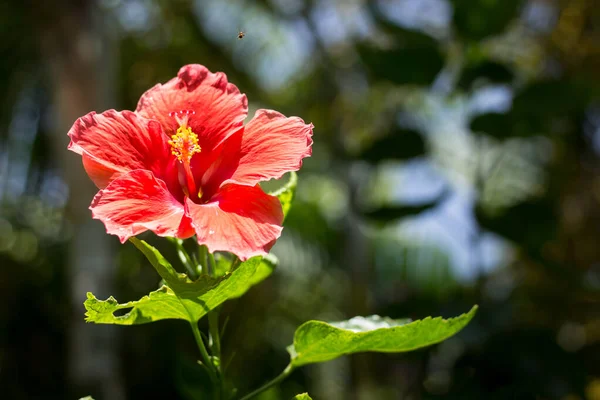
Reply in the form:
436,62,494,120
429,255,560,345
238,364,294,400
208,311,222,399
206,250,223,397
169,238,198,279
198,245,207,274
230,255,240,271
189,321,218,385
208,311,221,357
206,248,215,276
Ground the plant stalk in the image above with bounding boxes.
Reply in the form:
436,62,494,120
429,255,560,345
206,247,215,276
206,250,223,397
169,238,198,279
189,321,218,386
238,364,294,400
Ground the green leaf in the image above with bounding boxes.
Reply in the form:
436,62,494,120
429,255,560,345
85,286,189,325
358,43,444,86
359,128,426,163
362,188,448,224
509,80,590,137
458,61,514,90
469,112,512,139
227,253,278,299
79,397,94,400
287,306,477,367
85,239,262,325
357,10,444,86
452,0,523,41
475,198,556,255
270,171,297,220
213,252,278,298
293,394,313,400
469,80,591,139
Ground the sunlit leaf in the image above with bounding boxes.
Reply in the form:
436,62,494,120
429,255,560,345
287,306,478,367
214,253,237,277
293,394,313,400
227,253,278,299
270,171,298,221
85,286,189,325
85,239,262,325
213,253,278,298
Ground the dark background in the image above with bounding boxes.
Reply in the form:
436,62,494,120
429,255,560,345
1,0,599,399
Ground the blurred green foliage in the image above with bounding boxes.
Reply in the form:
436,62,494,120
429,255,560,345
1,0,600,399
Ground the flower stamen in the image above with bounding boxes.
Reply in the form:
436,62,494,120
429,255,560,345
168,110,201,200
168,126,201,163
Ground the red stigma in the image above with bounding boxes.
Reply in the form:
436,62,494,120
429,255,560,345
168,110,196,118
169,110,196,127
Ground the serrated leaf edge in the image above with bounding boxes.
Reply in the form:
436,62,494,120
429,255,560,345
289,305,478,366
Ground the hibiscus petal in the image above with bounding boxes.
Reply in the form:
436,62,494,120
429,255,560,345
90,170,194,242
136,64,248,152
191,127,243,200
186,184,283,260
68,110,171,189
223,109,313,187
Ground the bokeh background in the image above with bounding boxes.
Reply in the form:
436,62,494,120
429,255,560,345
1,0,600,399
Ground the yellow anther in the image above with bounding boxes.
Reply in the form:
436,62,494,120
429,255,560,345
168,126,201,163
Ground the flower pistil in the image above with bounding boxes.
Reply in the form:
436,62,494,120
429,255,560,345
169,125,201,163
168,110,201,199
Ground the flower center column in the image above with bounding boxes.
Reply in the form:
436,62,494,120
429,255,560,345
168,110,202,200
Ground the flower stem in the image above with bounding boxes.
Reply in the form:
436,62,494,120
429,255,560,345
206,250,223,397
208,311,223,398
189,321,218,386
169,238,198,279
198,245,208,274
206,248,215,276
230,255,240,271
238,364,294,400
208,309,221,356
205,252,219,357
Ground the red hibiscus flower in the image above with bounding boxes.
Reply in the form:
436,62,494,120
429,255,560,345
67,64,313,260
